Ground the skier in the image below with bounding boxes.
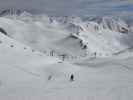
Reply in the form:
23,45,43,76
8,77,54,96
94,52,96,58
70,74,74,82
48,75,52,80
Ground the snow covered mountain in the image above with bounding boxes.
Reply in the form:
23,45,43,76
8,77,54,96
0,29,133,100
0,10,133,100
0,9,23,16
0,12,132,59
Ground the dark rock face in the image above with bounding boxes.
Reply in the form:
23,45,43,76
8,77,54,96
0,9,22,16
0,27,8,35
120,27,129,34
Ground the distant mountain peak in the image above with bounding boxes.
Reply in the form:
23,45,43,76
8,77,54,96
0,8,32,17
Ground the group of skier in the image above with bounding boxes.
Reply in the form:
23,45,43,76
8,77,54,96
48,74,74,82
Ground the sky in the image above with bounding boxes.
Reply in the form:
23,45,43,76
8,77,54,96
0,0,133,17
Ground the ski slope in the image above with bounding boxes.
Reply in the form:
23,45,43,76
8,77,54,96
0,31,133,100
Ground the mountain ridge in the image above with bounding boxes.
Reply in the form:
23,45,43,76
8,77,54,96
0,12,132,58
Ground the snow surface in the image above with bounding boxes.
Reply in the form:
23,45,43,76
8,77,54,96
0,14,133,100
0,28,133,100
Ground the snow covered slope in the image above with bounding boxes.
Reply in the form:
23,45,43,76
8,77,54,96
0,32,133,100
0,13,131,58
0,32,80,98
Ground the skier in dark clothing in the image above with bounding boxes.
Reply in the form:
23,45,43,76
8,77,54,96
70,74,74,82
48,75,52,80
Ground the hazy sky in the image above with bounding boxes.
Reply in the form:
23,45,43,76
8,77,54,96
0,0,133,17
